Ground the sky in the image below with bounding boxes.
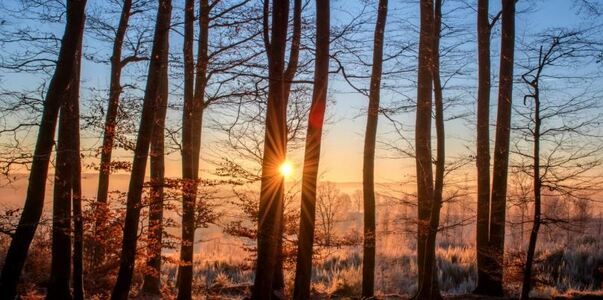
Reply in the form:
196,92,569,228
0,0,600,191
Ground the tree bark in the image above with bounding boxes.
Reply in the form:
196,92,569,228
47,30,84,300
0,1,87,299
72,62,85,300
414,0,435,298
415,0,443,298
111,1,171,299
488,0,515,295
360,0,387,298
474,0,495,294
251,0,289,298
178,0,208,298
291,0,330,299
520,51,542,300
141,45,169,297
94,0,133,266
273,0,302,291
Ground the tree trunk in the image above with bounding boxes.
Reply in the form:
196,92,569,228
474,0,495,294
488,0,515,295
178,0,208,298
72,61,85,299
0,1,87,299
94,0,133,266
360,0,387,298
520,60,542,300
415,0,443,298
177,0,195,295
414,0,436,298
111,1,171,299
47,33,84,300
141,46,169,297
251,0,289,298
273,0,302,291
291,0,330,299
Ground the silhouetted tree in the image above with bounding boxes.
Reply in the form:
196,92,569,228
0,1,87,298
140,31,169,296
252,0,289,298
488,0,515,295
292,0,330,298
111,0,171,298
361,0,387,297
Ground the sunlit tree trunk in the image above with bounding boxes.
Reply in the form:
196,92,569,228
111,1,172,298
251,0,289,298
273,0,302,291
292,0,330,298
489,0,515,295
361,0,387,297
0,1,87,299
141,47,169,297
95,0,133,265
474,0,495,294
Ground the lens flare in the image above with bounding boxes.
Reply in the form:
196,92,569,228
279,161,293,178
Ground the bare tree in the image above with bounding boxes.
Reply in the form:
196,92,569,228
111,0,171,298
251,0,290,298
413,0,439,299
487,0,516,294
140,30,169,296
516,29,603,299
361,0,388,298
0,1,87,299
292,0,330,298
47,25,84,300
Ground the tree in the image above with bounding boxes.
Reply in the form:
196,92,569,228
413,0,439,299
0,1,87,298
140,30,169,296
474,0,494,293
47,24,84,300
292,0,330,298
361,0,387,297
487,0,515,295
251,0,289,298
517,30,603,299
111,0,171,298
93,0,135,265
415,0,444,298
177,0,206,298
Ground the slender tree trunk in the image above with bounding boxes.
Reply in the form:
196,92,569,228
0,1,87,299
474,0,495,294
141,49,169,297
72,63,85,300
520,68,542,300
95,0,133,265
360,0,387,298
488,0,515,295
52,30,84,299
273,0,302,291
415,1,443,298
251,1,289,298
414,0,435,298
47,35,84,300
291,0,330,298
178,0,195,294
111,1,172,299
178,0,208,298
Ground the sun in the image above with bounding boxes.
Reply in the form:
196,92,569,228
279,160,294,178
